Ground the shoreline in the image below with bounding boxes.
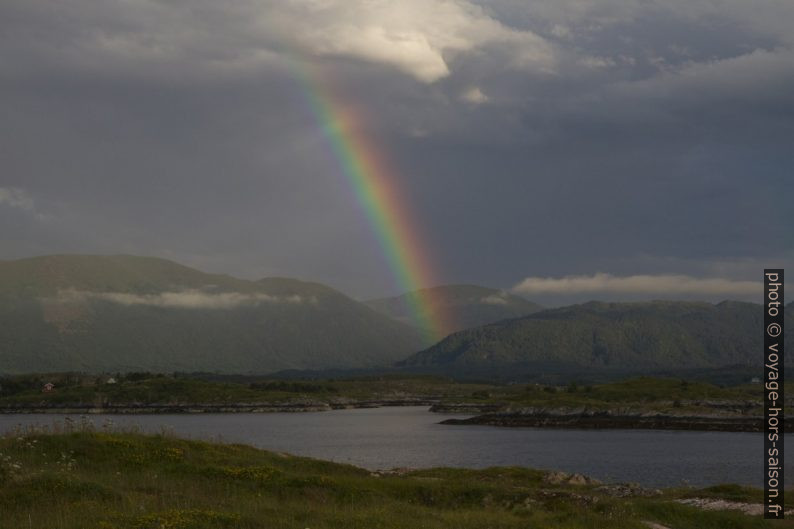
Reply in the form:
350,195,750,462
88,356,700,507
0,398,440,414
1,430,784,528
2,400,787,433
440,410,792,433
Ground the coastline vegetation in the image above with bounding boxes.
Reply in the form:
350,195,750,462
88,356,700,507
0,427,790,529
450,377,772,415
0,373,490,408
0,373,776,417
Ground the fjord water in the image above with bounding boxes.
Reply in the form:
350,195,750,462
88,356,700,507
0,406,780,488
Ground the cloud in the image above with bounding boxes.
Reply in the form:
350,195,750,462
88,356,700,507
273,0,556,83
481,292,509,305
613,47,794,105
0,187,35,212
53,289,314,309
0,187,48,221
461,86,488,104
500,0,794,43
1,0,793,299
512,273,758,297
0,0,555,84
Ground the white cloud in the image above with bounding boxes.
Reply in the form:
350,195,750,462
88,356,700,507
275,0,556,82
481,292,509,305
0,187,48,221
512,273,758,297
461,86,489,103
578,55,616,69
53,289,314,309
4,0,554,84
8,0,791,94
0,187,35,212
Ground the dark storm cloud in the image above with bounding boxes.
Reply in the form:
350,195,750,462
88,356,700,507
1,0,791,300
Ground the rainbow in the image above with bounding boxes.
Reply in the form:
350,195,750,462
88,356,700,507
288,57,450,344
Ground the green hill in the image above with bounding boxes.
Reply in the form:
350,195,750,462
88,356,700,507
365,285,543,336
0,255,422,374
399,300,792,374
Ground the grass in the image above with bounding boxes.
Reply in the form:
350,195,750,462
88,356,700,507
0,373,773,417
446,377,772,415
0,426,791,529
0,373,494,407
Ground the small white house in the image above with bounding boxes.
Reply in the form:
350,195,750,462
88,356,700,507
106,377,118,385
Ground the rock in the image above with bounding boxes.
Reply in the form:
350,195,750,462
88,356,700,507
596,483,661,498
675,498,794,516
440,408,793,432
542,471,601,486
369,467,414,477
543,471,569,484
643,522,673,529
568,473,601,485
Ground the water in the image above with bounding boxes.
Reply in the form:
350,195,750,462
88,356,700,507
0,406,783,488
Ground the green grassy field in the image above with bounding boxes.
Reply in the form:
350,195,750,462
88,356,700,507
0,427,790,529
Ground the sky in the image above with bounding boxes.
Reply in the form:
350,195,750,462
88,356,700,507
1,0,792,303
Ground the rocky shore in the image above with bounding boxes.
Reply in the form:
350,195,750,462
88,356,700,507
439,407,791,432
429,402,504,414
0,397,439,414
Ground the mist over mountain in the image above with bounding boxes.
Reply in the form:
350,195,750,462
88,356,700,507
400,300,792,375
365,285,543,336
0,255,422,374
1,255,788,380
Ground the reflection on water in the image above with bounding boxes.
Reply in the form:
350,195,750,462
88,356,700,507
0,406,780,488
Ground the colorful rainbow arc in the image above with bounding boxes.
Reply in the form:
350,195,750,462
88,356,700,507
288,56,450,344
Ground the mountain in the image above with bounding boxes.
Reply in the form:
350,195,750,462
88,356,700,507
365,285,543,336
399,300,792,374
0,255,422,374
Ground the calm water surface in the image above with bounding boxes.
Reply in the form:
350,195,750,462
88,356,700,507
0,406,783,488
